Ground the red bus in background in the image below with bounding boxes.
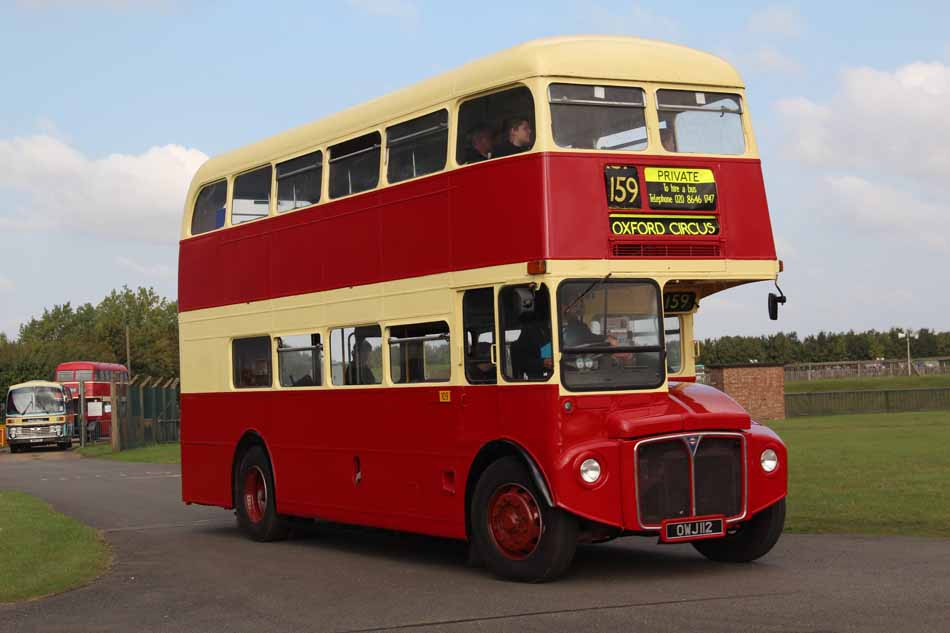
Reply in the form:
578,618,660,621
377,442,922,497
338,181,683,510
54,361,129,437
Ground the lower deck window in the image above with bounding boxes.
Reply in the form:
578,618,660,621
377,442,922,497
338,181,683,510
330,326,382,386
277,334,322,387
233,337,272,388
389,322,450,383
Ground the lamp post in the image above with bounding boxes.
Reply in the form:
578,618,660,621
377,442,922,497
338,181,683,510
897,328,916,377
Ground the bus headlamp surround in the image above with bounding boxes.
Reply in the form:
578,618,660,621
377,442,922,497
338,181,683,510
760,448,779,473
579,458,602,483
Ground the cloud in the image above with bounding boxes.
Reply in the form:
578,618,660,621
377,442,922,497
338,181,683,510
0,133,207,244
748,47,802,75
115,255,175,280
0,275,14,293
776,62,950,184
746,6,804,39
579,3,681,40
346,0,418,20
820,175,948,252
15,0,172,9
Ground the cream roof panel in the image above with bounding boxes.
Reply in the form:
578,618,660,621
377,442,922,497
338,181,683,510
187,36,743,189
8,380,65,391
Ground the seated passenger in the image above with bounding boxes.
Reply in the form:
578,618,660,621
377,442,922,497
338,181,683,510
493,117,533,158
345,339,376,385
461,124,493,164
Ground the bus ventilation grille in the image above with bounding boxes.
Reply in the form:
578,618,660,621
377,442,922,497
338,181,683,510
612,243,721,258
635,434,744,528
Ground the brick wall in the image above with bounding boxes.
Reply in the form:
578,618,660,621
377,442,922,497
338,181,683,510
707,365,785,421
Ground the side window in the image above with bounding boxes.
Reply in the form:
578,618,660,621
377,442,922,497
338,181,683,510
329,325,382,386
76,369,93,382
233,337,272,388
386,110,448,184
232,165,272,225
463,288,496,384
499,284,552,382
456,86,535,165
665,316,682,373
277,334,322,387
329,132,381,198
191,179,227,235
55,370,74,382
277,151,322,212
389,322,450,384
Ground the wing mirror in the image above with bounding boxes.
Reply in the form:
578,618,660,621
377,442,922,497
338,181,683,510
768,285,787,321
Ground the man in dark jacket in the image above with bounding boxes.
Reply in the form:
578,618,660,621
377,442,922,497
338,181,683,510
493,116,533,158
461,124,493,164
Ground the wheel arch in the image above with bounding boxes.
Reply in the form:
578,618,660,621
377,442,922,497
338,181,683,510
464,439,554,540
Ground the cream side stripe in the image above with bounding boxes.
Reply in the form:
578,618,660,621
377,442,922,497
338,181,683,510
179,259,776,396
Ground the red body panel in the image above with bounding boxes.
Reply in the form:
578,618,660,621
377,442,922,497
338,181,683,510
178,153,775,312
180,385,786,537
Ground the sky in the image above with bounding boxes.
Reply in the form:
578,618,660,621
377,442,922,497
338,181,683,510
1,0,949,341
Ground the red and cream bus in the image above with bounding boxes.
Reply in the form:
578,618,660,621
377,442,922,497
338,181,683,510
179,36,787,581
54,361,129,437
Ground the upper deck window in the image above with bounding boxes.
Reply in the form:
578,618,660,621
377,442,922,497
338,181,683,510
656,90,745,155
457,86,535,165
55,370,74,382
191,179,227,235
329,132,381,199
386,110,448,184
549,83,647,151
232,165,272,225
277,151,322,213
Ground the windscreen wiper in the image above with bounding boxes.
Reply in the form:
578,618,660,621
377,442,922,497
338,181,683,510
564,273,612,314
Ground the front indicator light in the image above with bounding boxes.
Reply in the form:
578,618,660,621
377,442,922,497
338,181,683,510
580,458,602,484
760,449,779,473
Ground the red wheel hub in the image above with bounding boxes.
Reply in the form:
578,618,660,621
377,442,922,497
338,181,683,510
487,484,543,559
243,466,267,524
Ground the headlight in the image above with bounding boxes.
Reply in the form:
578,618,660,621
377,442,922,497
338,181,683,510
760,448,779,473
580,458,602,483
7,427,16,439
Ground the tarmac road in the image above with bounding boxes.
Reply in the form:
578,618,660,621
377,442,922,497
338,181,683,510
1,448,949,633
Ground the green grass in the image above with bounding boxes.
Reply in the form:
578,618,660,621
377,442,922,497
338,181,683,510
770,411,950,537
0,491,111,603
77,442,180,464
785,374,950,393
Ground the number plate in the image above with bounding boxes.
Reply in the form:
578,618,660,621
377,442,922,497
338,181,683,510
660,516,725,543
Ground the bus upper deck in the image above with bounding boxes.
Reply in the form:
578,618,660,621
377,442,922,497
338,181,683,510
178,36,776,315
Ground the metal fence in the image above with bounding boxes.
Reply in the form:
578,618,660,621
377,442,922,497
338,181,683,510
112,376,180,450
785,357,950,382
785,388,950,418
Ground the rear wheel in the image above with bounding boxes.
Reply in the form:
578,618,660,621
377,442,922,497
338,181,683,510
471,457,577,582
692,498,785,563
235,445,289,542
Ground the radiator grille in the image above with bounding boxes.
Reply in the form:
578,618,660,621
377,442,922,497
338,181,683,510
612,242,721,258
635,433,745,528
13,425,58,438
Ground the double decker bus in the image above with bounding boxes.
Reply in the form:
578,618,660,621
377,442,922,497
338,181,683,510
54,361,129,437
5,381,76,453
178,36,787,581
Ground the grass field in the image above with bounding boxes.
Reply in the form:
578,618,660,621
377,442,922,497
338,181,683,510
770,410,950,537
0,491,111,603
785,374,950,393
77,442,180,464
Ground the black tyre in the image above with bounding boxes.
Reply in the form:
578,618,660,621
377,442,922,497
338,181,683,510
692,498,785,563
235,445,289,542
59,439,72,451
9,444,20,454
470,456,577,582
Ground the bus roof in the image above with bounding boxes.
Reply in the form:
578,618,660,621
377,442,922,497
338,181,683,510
7,380,66,391
55,361,128,371
189,36,743,189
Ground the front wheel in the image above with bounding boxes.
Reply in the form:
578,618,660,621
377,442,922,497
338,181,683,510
692,498,785,563
470,457,577,582
235,445,289,542
9,444,20,454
